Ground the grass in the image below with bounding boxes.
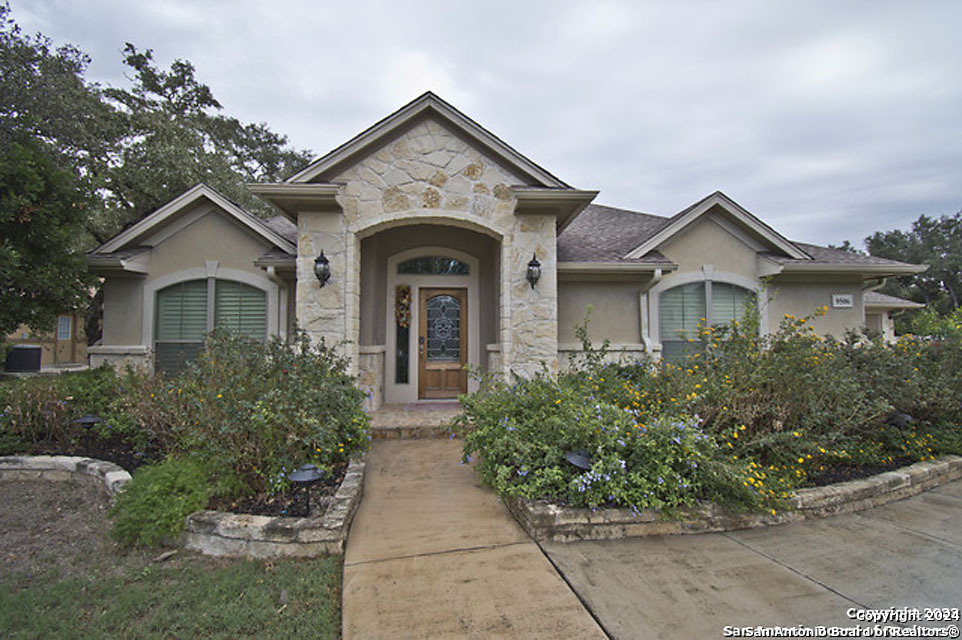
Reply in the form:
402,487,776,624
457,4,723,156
0,555,342,639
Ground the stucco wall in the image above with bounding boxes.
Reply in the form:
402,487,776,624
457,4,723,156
766,282,864,337
101,277,145,346
659,212,760,278
148,209,272,281
558,281,643,344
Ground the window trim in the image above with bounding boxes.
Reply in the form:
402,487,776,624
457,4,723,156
649,268,766,352
143,264,280,372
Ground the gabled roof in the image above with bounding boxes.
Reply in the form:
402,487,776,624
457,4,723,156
558,204,673,263
93,184,295,256
624,191,811,261
287,91,570,187
864,291,925,310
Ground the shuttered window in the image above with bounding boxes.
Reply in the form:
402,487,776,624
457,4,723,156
660,281,754,363
711,283,755,328
155,279,266,374
215,281,267,339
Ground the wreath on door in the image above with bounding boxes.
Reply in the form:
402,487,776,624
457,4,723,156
395,285,411,328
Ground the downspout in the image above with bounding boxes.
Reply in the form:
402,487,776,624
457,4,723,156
639,268,663,353
264,266,289,340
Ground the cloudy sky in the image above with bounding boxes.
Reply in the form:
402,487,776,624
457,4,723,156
11,0,961,247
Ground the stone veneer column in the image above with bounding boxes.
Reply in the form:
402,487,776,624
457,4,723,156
297,209,356,372
502,213,558,378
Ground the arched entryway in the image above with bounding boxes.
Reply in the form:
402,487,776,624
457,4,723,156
358,223,501,405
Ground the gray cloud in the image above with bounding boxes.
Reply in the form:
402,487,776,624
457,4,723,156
12,0,961,247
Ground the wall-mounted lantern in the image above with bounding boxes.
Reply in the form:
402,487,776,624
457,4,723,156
526,253,541,289
314,251,331,286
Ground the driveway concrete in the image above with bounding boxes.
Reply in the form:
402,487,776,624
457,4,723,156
342,439,606,639
543,480,962,639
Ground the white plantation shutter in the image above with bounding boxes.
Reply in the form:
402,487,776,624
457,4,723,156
155,280,208,373
155,279,267,373
711,283,754,327
660,282,705,341
215,280,267,339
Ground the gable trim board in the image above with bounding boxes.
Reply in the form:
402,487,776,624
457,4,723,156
87,93,927,405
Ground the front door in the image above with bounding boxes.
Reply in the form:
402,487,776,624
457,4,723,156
418,288,467,399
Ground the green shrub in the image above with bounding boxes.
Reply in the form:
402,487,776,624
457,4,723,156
0,366,156,455
110,456,211,547
143,329,370,498
456,373,767,513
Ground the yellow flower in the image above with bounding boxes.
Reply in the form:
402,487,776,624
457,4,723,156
217,393,223,398
797,457,804,464
555,399,561,405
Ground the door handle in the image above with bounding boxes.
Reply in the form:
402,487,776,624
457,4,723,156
419,335,425,356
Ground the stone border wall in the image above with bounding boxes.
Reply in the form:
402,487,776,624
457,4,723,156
0,454,365,559
182,458,365,558
0,455,131,497
507,455,962,542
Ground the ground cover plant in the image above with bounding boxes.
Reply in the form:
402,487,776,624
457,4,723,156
0,328,370,546
456,311,962,516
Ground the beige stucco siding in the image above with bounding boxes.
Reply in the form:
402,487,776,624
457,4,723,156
659,213,760,279
148,209,273,281
101,277,145,345
558,281,643,344
766,282,863,337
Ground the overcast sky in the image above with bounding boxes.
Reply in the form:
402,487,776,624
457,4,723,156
11,0,962,247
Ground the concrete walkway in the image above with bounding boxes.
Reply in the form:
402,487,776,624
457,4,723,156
342,439,606,639
544,479,962,639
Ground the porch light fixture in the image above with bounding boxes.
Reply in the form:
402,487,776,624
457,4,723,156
526,253,541,289
314,251,331,286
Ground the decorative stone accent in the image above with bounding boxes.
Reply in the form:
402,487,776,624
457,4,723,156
182,457,365,558
0,455,131,497
506,455,962,542
358,347,385,412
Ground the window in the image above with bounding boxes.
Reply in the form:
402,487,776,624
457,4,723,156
155,279,266,373
56,315,72,341
660,281,754,362
397,256,469,275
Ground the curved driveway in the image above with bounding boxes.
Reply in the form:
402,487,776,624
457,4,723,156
544,478,962,639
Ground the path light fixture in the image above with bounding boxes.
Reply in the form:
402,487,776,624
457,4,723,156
74,414,103,454
287,463,326,517
314,251,331,286
526,253,541,289
564,450,592,471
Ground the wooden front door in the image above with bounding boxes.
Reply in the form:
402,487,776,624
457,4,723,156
418,288,467,399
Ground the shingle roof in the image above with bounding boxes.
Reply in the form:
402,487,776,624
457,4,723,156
864,291,925,308
763,242,914,267
557,204,673,263
264,216,297,244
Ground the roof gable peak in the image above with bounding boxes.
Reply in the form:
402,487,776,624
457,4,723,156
624,191,810,261
287,92,569,188
94,183,295,255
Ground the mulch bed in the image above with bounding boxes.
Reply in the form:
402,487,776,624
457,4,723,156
27,437,347,518
809,457,915,487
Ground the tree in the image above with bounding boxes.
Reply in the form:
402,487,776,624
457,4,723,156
101,44,312,236
0,133,93,337
866,210,962,316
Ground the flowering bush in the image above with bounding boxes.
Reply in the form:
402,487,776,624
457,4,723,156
144,329,370,498
455,373,765,513
457,308,962,515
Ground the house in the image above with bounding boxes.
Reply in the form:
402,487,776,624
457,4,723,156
5,313,88,369
87,92,926,409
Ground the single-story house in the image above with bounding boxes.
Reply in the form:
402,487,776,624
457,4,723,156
87,92,926,409
4,312,88,368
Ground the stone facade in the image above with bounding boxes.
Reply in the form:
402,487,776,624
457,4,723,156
294,116,560,399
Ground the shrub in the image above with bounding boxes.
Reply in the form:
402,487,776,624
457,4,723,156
456,373,767,513
143,329,370,498
0,366,155,455
110,456,211,547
